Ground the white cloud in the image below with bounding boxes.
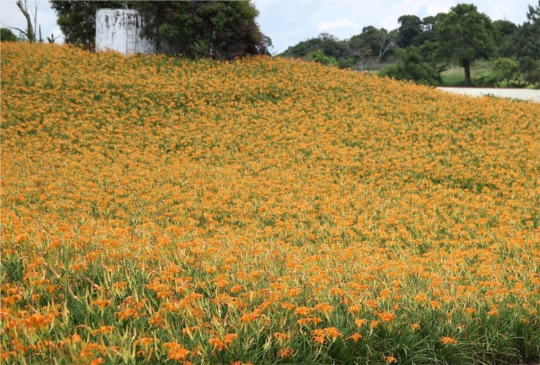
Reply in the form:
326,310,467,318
317,16,359,32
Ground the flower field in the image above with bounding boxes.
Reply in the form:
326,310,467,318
1,42,540,365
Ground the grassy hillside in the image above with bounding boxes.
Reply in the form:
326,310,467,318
2,43,540,365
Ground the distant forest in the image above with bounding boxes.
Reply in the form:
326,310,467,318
279,2,540,87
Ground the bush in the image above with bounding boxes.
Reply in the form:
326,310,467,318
1,28,19,42
338,57,356,69
520,56,540,87
493,58,518,80
380,47,442,85
312,49,338,67
487,58,526,87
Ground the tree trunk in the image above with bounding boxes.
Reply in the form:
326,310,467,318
463,61,471,86
16,0,34,42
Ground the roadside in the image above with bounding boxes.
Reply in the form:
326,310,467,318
437,87,540,103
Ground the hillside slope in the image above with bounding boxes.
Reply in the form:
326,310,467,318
2,43,540,365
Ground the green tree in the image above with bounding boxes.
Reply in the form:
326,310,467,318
397,15,422,48
280,38,321,58
492,57,519,83
349,26,396,64
136,1,267,60
513,1,540,84
421,16,438,32
437,4,495,85
279,33,349,63
492,20,517,58
278,33,355,69
280,27,396,70
411,15,441,46
348,33,372,71
312,49,338,67
50,1,132,50
492,19,517,40
1,28,19,42
381,45,443,85
315,33,350,60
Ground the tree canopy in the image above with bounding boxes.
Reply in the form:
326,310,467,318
513,1,540,84
397,15,422,48
50,1,131,49
280,27,395,71
280,33,349,59
437,3,495,85
136,1,267,59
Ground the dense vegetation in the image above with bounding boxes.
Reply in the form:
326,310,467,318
49,0,132,48
1,28,20,42
281,2,540,88
50,0,270,59
2,42,540,365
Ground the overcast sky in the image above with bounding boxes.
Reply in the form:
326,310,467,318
0,0,535,54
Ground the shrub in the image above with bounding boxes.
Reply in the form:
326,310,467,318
312,49,338,67
1,28,19,42
380,47,442,85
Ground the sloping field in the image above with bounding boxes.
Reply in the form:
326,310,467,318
2,43,540,365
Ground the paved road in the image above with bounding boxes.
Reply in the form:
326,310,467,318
437,87,540,103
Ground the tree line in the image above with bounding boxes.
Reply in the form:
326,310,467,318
281,2,540,87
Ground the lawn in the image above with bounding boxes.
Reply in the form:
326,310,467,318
2,43,540,365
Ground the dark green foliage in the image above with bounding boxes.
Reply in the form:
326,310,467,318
519,57,540,86
402,15,444,47
280,28,395,70
280,37,319,58
397,15,422,48
475,58,525,87
337,57,356,69
316,33,350,60
284,1,537,85
437,4,495,85
492,57,519,82
1,28,19,42
50,0,132,50
513,1,540,85
280,33,350,61
493,20,518,39
381,46,443,85
497,35,518,59
492,20,518,58
50,0,269,59
350,26,396,63
421,16,438,32
135,1,267,60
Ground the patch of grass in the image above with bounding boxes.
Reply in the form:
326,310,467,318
441,61,494,86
